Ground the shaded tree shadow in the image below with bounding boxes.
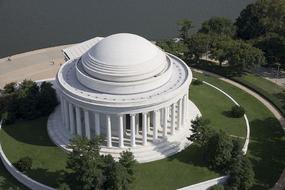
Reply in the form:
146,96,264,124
274,91,285,110
222,110,233,118
248,117,285,189
167,143,208,167
2,117,55,147
25,168,66,188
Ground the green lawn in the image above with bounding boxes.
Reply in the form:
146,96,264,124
0,118,68,188
0,71,283,190
193,72,285,189
232,73,285,116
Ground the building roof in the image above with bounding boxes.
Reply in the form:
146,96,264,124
62,37,103,60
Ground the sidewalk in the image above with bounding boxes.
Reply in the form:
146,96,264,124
0,45,71,88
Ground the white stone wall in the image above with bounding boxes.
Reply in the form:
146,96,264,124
177,176,229,190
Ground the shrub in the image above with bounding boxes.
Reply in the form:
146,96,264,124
1,111,16,125
231,105,245,118
14,157,32,172
210,184,224,190
192,79,203,85
57,183,71,190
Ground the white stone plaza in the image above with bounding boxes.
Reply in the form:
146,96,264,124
48,33,201,162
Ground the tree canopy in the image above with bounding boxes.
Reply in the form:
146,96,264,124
199,17,236,37
63,136,137,190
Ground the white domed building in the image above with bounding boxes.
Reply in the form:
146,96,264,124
48,33,201,162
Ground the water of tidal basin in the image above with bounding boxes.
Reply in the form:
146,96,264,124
0,0,255,58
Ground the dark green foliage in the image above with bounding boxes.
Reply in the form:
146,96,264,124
64,136,137,190
235,0,285,40
210,184,225,190
230,105,245,118
227,156,255,190
17,80,40,119
192,79,203,85
57,183,71,190
3,82,17,95
38,82,58,116
186,33,212,63
204,131,233,172
0,80,58,123
177,19,193,41
188,116,213,146
1,111,16,125
119,150,137,186
254,33,285,66
212,39,266,71
156,39,187,60
199,17,236,37
14,157,32,172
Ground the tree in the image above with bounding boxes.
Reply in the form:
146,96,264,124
230,105,245,118
199,17,235,37
17,80,40,119
156,39,188,60
204,131,234,172
235,0,285,40
119,150,137,186
38,82,58,116
188,116,213,146
186,33,212,63
14,157,33,172
211,39,266,73
227,156,255,190
65,136,104,190
177,19,193,41
64,137,137,190
103,155,123,190
3,82,17,95
254,33,285,66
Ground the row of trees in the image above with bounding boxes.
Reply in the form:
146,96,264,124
0,80,58,124
189,117,254,190
158,0,284,75
58,136,137,190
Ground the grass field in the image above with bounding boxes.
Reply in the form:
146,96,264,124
0,71,283,190
232,73,285,116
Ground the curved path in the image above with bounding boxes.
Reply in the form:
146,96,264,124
193,68,285,190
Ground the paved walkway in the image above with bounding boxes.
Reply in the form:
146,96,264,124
193,68,285,190
0,45,71,88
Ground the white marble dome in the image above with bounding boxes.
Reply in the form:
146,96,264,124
52,33,201,163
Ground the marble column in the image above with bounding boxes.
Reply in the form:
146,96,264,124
153,110,158,142
94,113,100,136
118,115,124,148
163,107,169,137
171,104,176,135
84,110,91,139
142,112,147,145
68,103,75,134
130,114,136,147
63,99,69,130
75,107,82,136
135,114,139,135
106,115,112,148
182,95,187,125
178,99,182,130
60,96,65,126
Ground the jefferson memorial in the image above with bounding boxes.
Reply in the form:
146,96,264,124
48,33,200,162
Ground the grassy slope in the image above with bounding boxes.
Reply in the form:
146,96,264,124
0,118,67,188
233,73,285,116
194,72,285,190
